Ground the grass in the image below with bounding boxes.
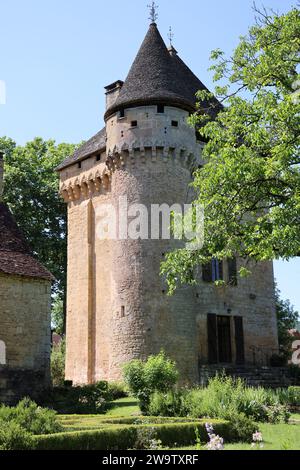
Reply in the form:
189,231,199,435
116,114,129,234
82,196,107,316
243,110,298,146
105,397,140,417
168,422,300,451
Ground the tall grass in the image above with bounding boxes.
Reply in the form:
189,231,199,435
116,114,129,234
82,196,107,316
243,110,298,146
149,375,290,423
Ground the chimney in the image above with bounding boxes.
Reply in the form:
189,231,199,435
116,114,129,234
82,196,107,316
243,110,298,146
0,152,4,200
105,80,124,111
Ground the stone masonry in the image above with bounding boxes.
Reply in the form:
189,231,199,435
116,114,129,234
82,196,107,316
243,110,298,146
58,23,279,385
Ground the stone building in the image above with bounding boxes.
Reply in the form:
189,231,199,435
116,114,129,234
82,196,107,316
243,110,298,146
57,22,279,385
0,152,52,404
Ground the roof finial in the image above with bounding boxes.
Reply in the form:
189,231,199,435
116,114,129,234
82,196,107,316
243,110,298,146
147,1,158,24
168,26,174,47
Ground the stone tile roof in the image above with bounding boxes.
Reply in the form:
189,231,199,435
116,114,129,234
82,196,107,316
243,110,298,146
57,24,222,171
105,23,222,120
56,127,106,171
0,203,53,281
169,47,222,120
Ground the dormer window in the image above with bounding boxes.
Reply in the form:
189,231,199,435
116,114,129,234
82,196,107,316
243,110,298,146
172,120,178,128
157,105,165,114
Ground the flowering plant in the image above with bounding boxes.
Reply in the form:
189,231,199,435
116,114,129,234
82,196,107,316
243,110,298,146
205,423,224,450
251,431,264,449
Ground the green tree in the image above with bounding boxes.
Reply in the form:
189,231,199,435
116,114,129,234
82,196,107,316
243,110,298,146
51,293,64,335
276,286,299,359
161,6,300,293
0,136,76,327
51,339,66,386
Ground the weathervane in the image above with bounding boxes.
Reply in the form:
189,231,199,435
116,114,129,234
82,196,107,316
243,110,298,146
147,1,158,23
168,26,174,47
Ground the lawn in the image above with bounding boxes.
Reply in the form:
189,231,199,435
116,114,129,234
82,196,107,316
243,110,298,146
171,422,300,451
105,397,141,417
57,398,300,451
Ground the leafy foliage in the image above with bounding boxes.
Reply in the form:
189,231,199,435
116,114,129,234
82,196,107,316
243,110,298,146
161,6,300,294
148,375,290,423
51,339,66,386
0,398,62,437
275,286,299,359
0,421,33,450
43,381,111,414
0,136,76,325
123,351,179,413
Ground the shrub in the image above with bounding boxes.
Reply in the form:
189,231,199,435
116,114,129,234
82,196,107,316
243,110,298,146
33,420,231,450
147,375,290,424
288,386,300,406
107,382,128,400
51,339,65,387
265,403,290,423
0,398,62,435
148,390,188,417
0,420,33,450
226,413,257,443
134,427,162,450
43,381,110,414
123,351,179,413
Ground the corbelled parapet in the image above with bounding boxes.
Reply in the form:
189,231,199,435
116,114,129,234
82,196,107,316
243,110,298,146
59,163,111,203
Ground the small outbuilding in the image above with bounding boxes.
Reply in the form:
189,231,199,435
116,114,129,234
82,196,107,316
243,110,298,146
0,152,53,404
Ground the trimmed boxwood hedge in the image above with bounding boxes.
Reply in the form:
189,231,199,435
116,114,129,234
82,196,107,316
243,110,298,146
32,420,231,450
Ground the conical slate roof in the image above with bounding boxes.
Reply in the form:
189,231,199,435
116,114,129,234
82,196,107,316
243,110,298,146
105,23,214,119
169,47,222,119
0,202,53,280
58,23,222,171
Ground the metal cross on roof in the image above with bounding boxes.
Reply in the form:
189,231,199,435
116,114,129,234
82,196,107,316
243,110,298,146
147,1,158,23
168,26,174,46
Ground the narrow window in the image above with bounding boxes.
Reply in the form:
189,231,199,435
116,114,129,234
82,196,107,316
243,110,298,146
96,155,101,162
157,104,165,114
171,120,178,127
131,120,137,128
119,109,125,118
0,340,6,365
77,161,82,169
121,131,124,138
121,306,125,318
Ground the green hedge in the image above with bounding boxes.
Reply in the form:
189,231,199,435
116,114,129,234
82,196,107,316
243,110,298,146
33,419,230,450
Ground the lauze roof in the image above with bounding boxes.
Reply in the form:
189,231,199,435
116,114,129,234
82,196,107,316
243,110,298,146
57,22,221,171
0,203,53,281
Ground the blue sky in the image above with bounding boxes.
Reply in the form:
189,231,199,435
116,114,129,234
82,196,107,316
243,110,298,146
0,0,299,312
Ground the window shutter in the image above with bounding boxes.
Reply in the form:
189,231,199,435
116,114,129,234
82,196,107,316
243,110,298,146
207,314,218,363
228,258,237,286
218,260,223,280
202,262,212,282
234,316,245,365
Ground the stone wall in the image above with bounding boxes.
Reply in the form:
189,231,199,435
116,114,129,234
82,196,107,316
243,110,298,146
61,104,278,385
0,274,51,403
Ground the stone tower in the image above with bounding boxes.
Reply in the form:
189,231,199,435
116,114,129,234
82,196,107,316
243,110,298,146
58,23,279,385
0,152,53,404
